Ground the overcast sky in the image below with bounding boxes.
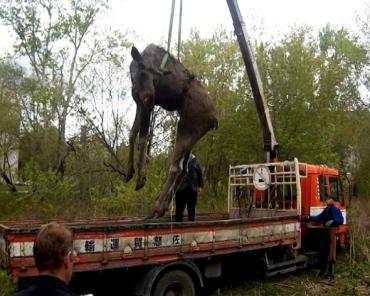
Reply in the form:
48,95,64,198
104,0,366,49
1,0,366,58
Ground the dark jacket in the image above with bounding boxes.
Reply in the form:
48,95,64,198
178,157,203,192
12,275,74,296
310,204,344,227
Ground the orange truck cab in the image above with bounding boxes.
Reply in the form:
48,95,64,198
230,159,348,250
299,163,347,247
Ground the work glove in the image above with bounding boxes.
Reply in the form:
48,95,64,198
324,220,333,227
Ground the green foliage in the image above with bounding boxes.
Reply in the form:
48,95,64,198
257,27,367,167
0,61,22,186
0,167,81,220
18,127,59,174
0,62,22,135
0,0,116,178
353,112,370,195
92,154,169,216
180,26,368,201
181,29,262,200
0,270,14,296
347,197,370,266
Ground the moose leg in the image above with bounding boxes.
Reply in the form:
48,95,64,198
126,107,141,182
150,144,191,218
150,120,206,218
136,109,151,190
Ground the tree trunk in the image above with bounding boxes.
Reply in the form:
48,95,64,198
56,112,67,176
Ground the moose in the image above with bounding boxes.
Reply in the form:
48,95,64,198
127,44,218,218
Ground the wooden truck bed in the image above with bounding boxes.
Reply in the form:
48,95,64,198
0,213,300,282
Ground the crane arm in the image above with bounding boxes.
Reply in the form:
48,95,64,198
227,0,278,162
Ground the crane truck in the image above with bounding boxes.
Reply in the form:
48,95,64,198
0,1,348,295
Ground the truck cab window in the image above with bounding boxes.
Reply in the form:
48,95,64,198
329,177,343,203
319,175,326,201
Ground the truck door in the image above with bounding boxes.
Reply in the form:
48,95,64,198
316,174,347,247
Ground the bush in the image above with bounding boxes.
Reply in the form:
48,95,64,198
0,167,82,220
0,270,14,296
347,197,370,266
92,163,166,217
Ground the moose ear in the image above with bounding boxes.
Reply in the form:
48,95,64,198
131,46,143,62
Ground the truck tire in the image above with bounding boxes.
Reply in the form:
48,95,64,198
152,270,195,296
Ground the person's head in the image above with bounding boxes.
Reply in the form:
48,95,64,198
325,197,335,206
33,222,74,284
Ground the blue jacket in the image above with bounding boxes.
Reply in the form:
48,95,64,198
310,204,344,227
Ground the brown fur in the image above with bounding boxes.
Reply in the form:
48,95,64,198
127,44,217,218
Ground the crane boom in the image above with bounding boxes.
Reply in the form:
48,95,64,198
226,0,278,162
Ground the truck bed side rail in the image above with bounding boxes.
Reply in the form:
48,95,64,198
228,158,302,218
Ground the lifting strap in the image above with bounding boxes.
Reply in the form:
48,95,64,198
160,0,183,69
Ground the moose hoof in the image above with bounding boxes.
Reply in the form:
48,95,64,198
146,210,159,220
126,168,134,182
135,177,146,190
148,211,158,220
150,209,165,219
126,174,133,182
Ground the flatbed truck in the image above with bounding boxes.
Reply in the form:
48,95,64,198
0,158,347,295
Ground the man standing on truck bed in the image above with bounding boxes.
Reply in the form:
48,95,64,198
309,197,344,280
175,153,203,222
12,222,76,296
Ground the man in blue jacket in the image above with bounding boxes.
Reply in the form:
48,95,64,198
310,197,344,227
175,153,203,222
309,197,344,279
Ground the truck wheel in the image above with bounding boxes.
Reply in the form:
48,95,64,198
152,270,195,296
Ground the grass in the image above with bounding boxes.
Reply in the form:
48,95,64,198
206,255,369,296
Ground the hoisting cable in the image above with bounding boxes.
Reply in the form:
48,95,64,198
167,0,176,53
160,0,183,69
177,0,183,60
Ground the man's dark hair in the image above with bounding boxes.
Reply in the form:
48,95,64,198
33,222,73,272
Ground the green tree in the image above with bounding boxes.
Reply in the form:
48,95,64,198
0,61,22,190
179,26,367,205
354,2,370,194
0,0,109,175
77,32,131,182
257,27,367,167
